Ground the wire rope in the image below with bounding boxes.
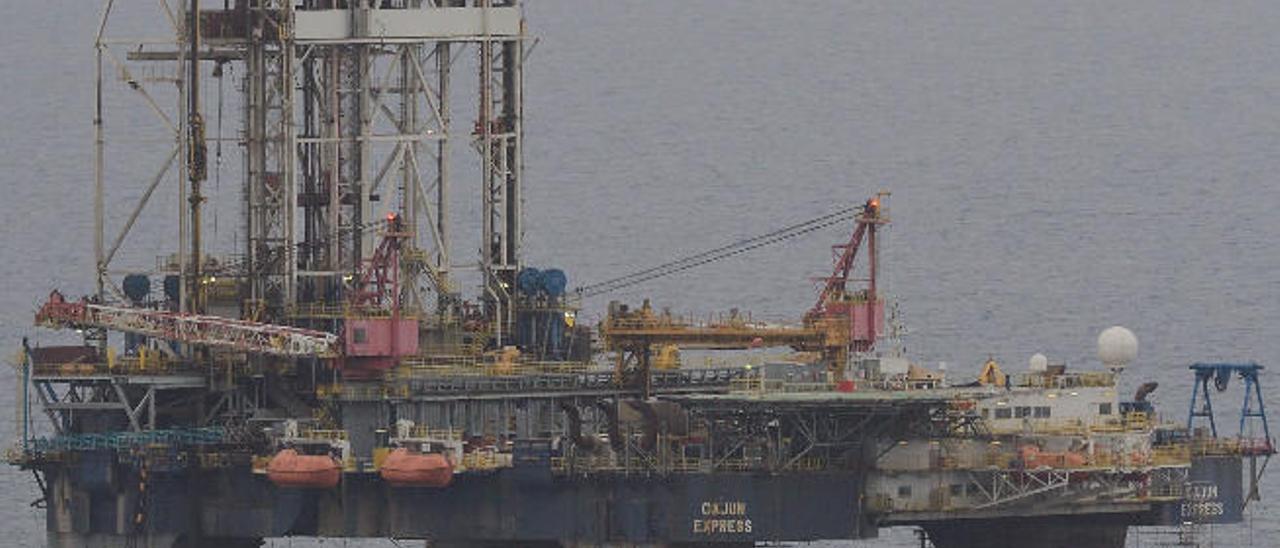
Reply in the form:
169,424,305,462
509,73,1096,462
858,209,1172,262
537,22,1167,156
576,206,858,297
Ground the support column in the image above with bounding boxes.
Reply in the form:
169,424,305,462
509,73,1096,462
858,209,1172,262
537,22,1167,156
923,515,1131,548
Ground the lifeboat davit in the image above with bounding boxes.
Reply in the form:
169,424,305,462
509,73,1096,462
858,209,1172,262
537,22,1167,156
380,448,453,488
267,449,341,488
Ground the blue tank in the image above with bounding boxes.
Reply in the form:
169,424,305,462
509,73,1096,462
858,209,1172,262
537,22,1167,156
163,275,181,302
122,274,151,303
517,267,544,295
542,269,568,297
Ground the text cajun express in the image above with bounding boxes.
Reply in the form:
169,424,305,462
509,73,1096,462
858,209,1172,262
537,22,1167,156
692,501,753,535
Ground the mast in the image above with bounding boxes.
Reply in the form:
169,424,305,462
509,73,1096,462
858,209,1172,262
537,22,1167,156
186,0,207,314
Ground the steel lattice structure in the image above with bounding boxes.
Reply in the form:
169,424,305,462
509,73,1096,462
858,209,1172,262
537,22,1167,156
36,291,339,357
91,0,526,338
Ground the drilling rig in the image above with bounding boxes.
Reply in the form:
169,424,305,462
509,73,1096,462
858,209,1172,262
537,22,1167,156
6,3,1268,548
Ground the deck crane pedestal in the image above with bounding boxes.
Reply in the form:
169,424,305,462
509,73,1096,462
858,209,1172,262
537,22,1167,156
340,213,419,377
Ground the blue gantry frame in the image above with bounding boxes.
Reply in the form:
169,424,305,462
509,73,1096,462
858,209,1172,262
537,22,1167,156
1187,362,1271,443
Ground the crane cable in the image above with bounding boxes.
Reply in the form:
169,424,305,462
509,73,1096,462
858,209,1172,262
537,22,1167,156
575,206,860,297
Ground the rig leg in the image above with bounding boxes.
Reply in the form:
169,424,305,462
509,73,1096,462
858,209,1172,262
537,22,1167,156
431,543,559,548
557,544,752,548
48,533,264,548
177,537,264,548
433,543,754,548
922,515,1129,548
48,534,183,548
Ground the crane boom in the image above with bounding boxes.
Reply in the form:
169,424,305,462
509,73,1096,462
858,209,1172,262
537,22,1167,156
36,291,340,358
804,194,889,359
575,206,858,297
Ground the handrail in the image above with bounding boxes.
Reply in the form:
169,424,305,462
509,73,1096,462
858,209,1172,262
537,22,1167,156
286,302,422,319
30,356,205,377
1012,372,1115,389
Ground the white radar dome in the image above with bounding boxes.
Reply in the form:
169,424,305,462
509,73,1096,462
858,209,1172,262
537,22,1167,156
1097,326,1138,370
1029,353,1048,372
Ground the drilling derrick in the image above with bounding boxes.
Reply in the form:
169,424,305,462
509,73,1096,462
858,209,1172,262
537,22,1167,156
114,1,529,332
477,4,524,343
69,0,530,440
238,2,297,319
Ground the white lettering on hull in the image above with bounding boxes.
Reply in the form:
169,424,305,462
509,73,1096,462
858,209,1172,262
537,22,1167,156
693,500,752,535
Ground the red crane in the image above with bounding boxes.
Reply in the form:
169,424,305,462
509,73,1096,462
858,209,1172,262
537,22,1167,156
341,213,419,377
348,213,410,311
805,194,888,354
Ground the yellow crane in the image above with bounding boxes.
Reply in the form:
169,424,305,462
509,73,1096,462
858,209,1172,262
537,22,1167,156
600,299,846,395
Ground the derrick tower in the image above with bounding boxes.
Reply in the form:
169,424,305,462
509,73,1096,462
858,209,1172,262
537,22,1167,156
92,0,525,337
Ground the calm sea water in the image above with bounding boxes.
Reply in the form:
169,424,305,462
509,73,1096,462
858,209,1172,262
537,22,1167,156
2,2,1278,546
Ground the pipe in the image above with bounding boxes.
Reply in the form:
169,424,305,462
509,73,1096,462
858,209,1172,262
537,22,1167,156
596,400,623,453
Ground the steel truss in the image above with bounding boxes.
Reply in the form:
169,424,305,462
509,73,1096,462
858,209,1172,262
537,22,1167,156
32,373,205,435
37,292,340,357
91,0,526,329
966,466,1176,510
587,398,946,475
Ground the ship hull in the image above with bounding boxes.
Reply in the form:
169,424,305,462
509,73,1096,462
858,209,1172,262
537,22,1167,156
39,455,1228,548
41,458,875,546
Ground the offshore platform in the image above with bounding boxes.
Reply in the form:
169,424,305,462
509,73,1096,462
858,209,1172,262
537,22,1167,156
7,2,1274,548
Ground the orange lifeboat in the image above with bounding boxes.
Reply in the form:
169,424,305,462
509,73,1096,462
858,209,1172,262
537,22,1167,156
379,448,453,488
267,449,341,488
